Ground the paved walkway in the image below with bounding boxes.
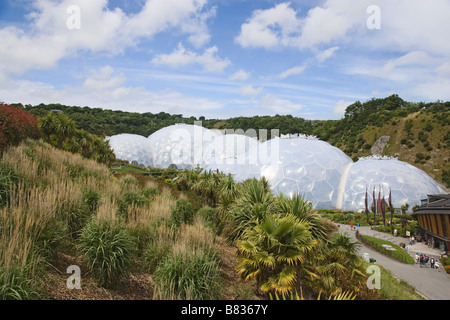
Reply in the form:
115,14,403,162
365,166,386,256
338,224,450,300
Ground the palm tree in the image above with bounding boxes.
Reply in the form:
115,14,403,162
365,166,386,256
53,114,76,149
92,136,115,166
39,113,56,142
236,213,318,296
192,170,224,206
75,129,93,158
276,193,337,243
229,178,276,240
310,232,365,296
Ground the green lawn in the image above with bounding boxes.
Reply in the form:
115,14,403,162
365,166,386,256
360,235,415,264
111,166,148,174
362,261,425,300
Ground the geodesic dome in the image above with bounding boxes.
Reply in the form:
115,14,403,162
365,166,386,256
339,157,446,212
148,124,220,169
107,133,154,167
109,124,447,212
199,134,259,170
254,137,354,209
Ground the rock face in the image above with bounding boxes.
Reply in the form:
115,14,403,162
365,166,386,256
371,136,390,156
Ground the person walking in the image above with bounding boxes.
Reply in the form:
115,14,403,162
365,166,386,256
430,257,435,269
435,260,441,272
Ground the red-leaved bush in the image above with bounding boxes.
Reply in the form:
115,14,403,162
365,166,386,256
0,102,41,151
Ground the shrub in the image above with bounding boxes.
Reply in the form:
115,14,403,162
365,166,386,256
171,199,195,227
141,186,160,200
0,264,40,300
197,207,222,235
66,204,91,238
153,245,222,300
79,218,135,287
0,103,41,151
0,161,21,208
141,224,178,272
117,191,147,221
81,187,101,214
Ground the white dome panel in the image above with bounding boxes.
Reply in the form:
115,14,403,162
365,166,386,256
107,134,154,167
341,158,446,212
148,124,219,169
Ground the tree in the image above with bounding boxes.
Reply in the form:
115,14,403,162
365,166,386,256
39,112,57,142
309,232,365,296
74,129,94,158
92,136,115,166
276,193,336,243
401,203,409,214
236,213,318,296
53,114,76,149
0,103,40,151
229,178,276,240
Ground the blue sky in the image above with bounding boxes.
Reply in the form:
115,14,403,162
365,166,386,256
1,0,450,120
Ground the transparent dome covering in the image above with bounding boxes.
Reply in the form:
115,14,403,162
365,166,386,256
340,157,446,212
109,125,446,212
200,134,259,170
107,133,154,167
251,137,354,209
148,124,219,169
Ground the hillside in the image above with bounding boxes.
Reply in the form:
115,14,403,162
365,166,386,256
329,102,449,190
0,139,258,300
0,138,430,301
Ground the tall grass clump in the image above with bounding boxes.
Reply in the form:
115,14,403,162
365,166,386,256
0,185,59,300
197,207,223,235
78,218,135,287
152,243,222,300
142,224,178,273
0,160,21,208
171,199,195,227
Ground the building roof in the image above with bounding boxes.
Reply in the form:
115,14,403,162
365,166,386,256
414,194,450,215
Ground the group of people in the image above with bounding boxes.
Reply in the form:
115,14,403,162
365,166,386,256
415,252,441,271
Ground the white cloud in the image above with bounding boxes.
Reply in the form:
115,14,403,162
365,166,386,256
83,65,126,92
0,67,225,116
316,46,339,62
260,94,303,113
152,43,231,72
229,69,250,81
0,0,216,75
240,85,263,97
333,100,353,117
277,65,306,79
236,0,450,56
124,0,215,48
235,2,301,49
436,62,450,77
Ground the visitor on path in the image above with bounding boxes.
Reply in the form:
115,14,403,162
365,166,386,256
435,260,441,272
430,257,435,269
415,253,420,264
